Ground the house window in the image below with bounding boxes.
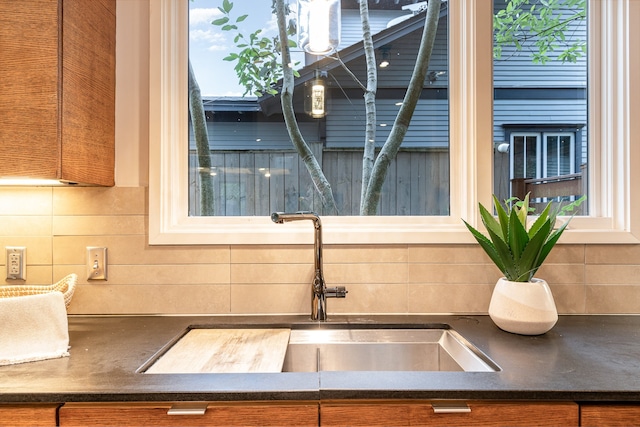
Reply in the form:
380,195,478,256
543,133,575,177
149,0,640,245
509,131,578,180
512,133,541,180
187,0,450,217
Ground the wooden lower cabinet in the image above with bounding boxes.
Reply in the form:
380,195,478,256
320,400,580,427
58,401,319,427
0,404,59,427
580,404,640,427
48,400,640,427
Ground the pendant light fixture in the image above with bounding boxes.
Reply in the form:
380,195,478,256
298,0,341,55
305,70,328,118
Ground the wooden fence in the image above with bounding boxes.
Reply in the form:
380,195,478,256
189,146,450,216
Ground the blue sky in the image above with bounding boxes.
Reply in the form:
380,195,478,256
189,0,302,97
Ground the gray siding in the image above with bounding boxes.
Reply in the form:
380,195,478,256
327,98,448,149
189,121,320,151
493,0,587,87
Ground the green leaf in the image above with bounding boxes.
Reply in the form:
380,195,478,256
508,207,529,264
516,193,530,227
236,14,248,23
493,195,510,241
537,219,571,267
212,17,229,26
463,220,506,274
486,225,518,280
528,201,552,238
222,0,233,13
517,219,551,281
479,202,506,244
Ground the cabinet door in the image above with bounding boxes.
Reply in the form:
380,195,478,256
0,0,115,185
320,400,579,427
59,401,318,427
581,404,640,427
0,404,59,427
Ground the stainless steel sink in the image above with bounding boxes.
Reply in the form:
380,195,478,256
139,325,499,374
282,328,499,372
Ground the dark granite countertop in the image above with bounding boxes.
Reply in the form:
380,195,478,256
1,315,639,403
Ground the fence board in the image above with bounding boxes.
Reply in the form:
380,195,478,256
189,149,449,216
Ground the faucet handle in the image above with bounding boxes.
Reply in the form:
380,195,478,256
325,286,348,298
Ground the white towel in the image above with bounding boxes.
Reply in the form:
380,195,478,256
0,291,70,366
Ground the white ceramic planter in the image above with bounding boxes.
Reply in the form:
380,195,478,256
488,277,558,335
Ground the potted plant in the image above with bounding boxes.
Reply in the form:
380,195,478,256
463,194,578,335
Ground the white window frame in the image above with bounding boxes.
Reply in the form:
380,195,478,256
542,132,575,177
149,0,640,245
510,133,542,180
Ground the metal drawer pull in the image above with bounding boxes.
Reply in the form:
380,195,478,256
167,403,208,415
431,402,471,413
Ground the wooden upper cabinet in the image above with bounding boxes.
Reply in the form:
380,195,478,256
0,0,115,186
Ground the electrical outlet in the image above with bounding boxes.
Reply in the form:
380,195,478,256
87,247,108,280
6,246,26,280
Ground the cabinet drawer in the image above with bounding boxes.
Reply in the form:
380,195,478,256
320,400,579,427
0,404,59,427
581,404,640,427
59,401,318,427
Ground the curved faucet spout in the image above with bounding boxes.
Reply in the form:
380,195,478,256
271,211,346,321
271,211,319,224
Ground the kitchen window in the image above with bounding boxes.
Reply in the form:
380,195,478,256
149,0,640,245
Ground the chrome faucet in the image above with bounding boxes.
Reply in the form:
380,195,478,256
271,211,347,321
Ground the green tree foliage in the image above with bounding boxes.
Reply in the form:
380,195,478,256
494,0,586,64
213,0,298,97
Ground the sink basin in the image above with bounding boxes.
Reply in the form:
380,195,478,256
139,325,499,374
282,328,499,372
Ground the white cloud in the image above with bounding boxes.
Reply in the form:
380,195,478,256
189,7,222,26
190,28,227,50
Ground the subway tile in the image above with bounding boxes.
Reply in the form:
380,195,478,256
585,284,640,313
0,187,53,215
408,245,489,264
408,284,494,314
324,245,407,263
549,284,586,314
585,244,640,264
53,215,146,235
230,283,308,314
53,187,146,215
231,263,312,284
327,283,408,314
585,264,640,285
231,245,313,264
545,244,585,264
325,263,408,284
409,263,500,284
0,216,52,237
55,264,230,286
67,283,231,315
53,235,230,265
535,264,585,285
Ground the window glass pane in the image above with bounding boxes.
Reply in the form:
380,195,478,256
559,134,572,175
493,0,587,213
188,0,450,216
